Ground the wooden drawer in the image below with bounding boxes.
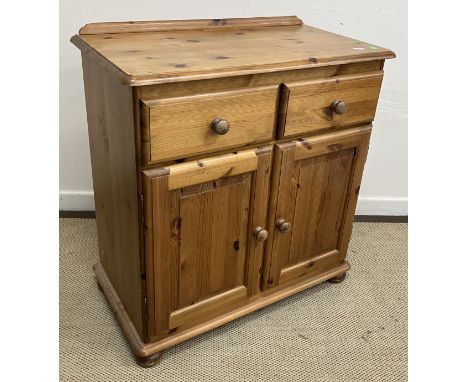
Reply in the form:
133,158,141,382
141,86,278,164
278,72,383,137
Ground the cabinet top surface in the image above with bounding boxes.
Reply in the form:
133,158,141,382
71,16,395,86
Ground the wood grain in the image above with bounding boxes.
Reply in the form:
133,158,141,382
71,18,395,86
143,148,272,338
139,61,383,100
81,53,143,337
150,175,174,337
279,250,340,285
169,286,247,329
267,144,299,287
167,150,258,190
141,86,278,163
260,141,294,289
245,147,273,295
280,72,383,137
336,129,372,263
287,149,355,266
293,125,372,161
177,178,251,307
79,16,303,35
266,126,372,287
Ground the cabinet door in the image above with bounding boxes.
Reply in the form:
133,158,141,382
143,148,272,339
263,126,371,288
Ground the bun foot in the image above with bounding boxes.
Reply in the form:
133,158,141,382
328,273,347,284
135,351,164,368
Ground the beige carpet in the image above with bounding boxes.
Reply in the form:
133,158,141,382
60,218,407,381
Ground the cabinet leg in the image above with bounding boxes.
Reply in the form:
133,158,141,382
135,351,164,368
328,272,347,284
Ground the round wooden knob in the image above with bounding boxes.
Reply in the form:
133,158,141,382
211,117,230,135
276,218,291,233
253,226,268,242
330,100,348,114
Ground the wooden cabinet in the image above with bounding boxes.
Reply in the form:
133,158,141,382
72,16,394,366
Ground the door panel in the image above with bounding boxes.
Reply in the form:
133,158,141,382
263,125,371,289
143,148,272,339
287,149,355,266
178,176,251,308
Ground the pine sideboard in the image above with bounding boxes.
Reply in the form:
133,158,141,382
71,16,395,367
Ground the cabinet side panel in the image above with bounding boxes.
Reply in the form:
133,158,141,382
81,54,143,337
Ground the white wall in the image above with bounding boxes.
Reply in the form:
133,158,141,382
60,0,407,215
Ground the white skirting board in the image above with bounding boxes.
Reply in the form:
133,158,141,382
59,191,408,216
354,197,407,216
59,191,95,211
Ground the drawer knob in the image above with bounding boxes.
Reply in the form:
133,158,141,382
211,117,230,135
330,100,348,114
276,218,292,233
253,226,269,242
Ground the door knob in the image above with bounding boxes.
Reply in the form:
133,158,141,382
276,218,292,233
211,117,230,135
330,100,347,114
253,226,268,242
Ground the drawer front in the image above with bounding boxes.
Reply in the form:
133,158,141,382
279,72,383,137
141,86,278,164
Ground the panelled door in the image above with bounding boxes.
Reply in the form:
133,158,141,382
263,125,371,289
143,147,272,340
